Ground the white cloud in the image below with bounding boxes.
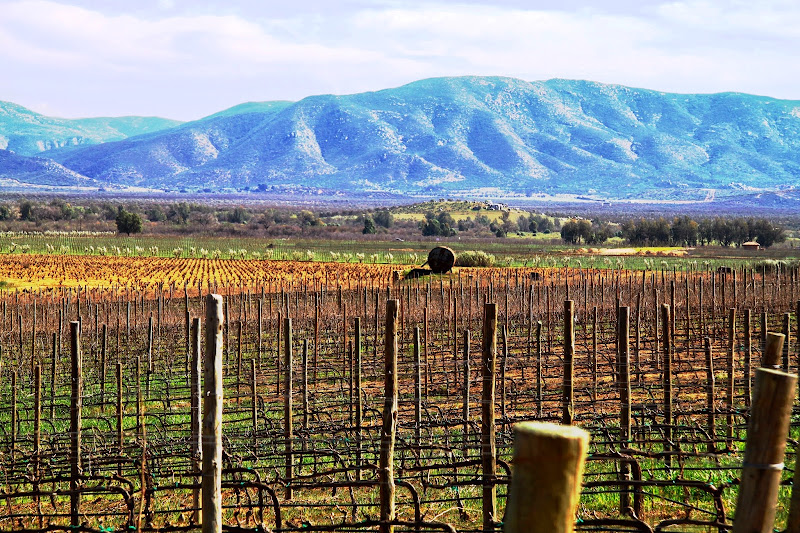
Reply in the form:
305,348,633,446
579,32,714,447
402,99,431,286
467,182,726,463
0,0,798,119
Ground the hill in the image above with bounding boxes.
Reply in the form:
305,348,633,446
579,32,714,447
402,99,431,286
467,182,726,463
0,100,182,156
3,77,800,200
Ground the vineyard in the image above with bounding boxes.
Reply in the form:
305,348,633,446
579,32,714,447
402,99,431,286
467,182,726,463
0,256,798,532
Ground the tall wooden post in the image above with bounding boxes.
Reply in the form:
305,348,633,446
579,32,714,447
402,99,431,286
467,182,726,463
284,317,293,500
505,422,590,533
69,321,82,527
563,300,575,425
463,329,471,457
202,295,224,533
190,317,202,524
354,318,362,480
704,338,716,453
763,333,784,368
727,309,736,448
618,306,631,513
733,368,796,533
661,304,673,467
481,303,498,531
413,326,422,450
379,300,399,533
744,309,752,407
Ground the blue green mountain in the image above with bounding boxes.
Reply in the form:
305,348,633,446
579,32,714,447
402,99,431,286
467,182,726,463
2,77,799,199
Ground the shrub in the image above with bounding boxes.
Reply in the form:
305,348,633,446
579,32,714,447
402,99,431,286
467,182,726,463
455,250,496,267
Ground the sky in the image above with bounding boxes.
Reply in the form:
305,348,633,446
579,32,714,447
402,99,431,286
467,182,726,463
1,0,798,121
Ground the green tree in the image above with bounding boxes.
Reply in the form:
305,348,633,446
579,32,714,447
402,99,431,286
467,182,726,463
363,215,377,234
116,208,143,235
373,209,394,228
19,200,35,221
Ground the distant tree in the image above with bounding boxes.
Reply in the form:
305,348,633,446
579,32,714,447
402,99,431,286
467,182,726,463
670,216,698,246
299,210,321,227
362,215,377,234
19,200,35,221
420,211,455,237
228,206,251,224
560,220,581,244
168,202,191,224
750,219,785,248
373,209,394,228
0,205,12,221
116,208,143,236
146,205,167,222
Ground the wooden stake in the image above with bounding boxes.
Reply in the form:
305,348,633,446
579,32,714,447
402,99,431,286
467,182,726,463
202,295,224,533
505,422,590,533
733,368,797,533
563,300,575,425
69,321,82,527
481,303,498,531
379,300,399,533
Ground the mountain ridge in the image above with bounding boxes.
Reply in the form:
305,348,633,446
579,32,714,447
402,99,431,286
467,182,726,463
2,76,799,200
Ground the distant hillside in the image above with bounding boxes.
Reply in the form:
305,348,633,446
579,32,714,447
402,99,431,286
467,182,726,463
0,149,100,187
3,77,800,199
0,101,182,156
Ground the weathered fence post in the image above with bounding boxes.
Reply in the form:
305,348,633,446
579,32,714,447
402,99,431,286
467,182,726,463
482,302,498,531
190,317,201,524
505,422,590,533
284,316,293,500
704,338,716,453
762,332,784,368
732,368,796,533
463,329,471,457
617,306,631,513
379,299,399,533
563,300,575,425
661,304,673,467
536,321,543,418
413,325,422,450
70,321,82,527
202,295,224,533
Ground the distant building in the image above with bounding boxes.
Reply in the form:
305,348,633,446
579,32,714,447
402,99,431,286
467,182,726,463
742,241,760,251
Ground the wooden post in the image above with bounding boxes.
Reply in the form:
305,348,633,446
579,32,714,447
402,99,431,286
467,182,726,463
34,363,42,526
284,317,293,500
146,314,153,397
563,300,575,425
763,333,784,369
100,323,107,412
732,368,797,533
618,306,631,513
727,309,736,449
591,306,598,401
413,326,422,450
661,304,673,466
505,422,590,533
202,295,224,533
116,362,123,476
463,329,471,458
190,317,202,524
744,309,752,407
481,303,498,531
783,312,792,373
704,338,716,453
69,321,82,527
536,321,543,418
379,300,399,533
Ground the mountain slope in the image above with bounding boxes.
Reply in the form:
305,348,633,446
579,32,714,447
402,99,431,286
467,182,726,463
8,77,800,198
0,101,182,156
0,149,99,187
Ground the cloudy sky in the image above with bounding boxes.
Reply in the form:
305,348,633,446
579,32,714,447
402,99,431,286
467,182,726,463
1,0,798,121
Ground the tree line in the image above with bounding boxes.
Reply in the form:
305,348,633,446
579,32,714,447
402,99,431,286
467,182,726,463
618,216,785,247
